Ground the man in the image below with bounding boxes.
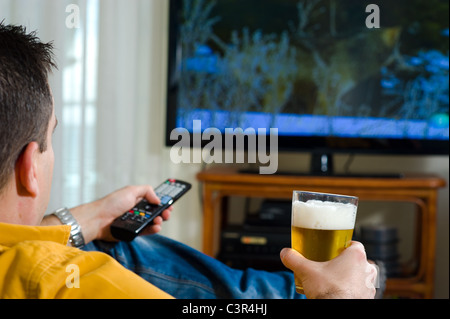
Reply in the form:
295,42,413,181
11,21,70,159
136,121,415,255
0,23,377,299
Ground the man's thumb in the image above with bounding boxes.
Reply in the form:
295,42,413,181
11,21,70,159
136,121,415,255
280,248,311,275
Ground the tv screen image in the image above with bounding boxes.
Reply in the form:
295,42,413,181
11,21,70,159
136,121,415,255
166,0,449,164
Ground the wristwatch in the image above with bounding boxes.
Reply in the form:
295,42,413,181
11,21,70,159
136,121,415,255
52,207,85,249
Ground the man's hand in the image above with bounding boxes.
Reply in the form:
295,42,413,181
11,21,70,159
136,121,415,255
42,185,172,244
280,241,377,299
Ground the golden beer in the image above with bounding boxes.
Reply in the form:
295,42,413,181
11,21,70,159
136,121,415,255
291,227,354,262
291,192,358,294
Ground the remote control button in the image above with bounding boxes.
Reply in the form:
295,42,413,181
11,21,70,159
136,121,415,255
168,188,182,197
136,216,146,223
121,213,131,221
155,184,170,194
160,195,172,205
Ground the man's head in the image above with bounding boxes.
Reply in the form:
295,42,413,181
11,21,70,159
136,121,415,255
0,23,57,224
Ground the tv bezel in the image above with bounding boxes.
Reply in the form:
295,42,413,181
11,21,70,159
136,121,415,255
165,0,449,158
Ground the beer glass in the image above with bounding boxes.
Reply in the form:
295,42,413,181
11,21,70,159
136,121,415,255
291,191,358,294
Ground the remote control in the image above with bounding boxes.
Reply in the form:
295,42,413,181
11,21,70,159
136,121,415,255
110,179,191,242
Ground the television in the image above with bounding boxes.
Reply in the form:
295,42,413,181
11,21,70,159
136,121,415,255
166,0,449,176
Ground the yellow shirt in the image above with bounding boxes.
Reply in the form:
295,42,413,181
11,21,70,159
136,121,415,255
0,222,173,299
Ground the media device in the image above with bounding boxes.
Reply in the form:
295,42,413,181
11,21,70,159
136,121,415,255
218,199,292,272
166,0,449,175
111,179,191,241
358,225,401,277
218,225,290,272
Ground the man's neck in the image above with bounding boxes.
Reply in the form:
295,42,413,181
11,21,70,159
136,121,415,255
0,181,39,225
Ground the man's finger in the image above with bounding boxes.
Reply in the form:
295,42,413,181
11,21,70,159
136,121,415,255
142,186,160,205
280,248,314,276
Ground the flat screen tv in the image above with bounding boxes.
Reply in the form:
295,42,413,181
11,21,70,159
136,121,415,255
166,0,449,175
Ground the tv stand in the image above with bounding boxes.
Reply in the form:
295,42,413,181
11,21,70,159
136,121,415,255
197,166,446,298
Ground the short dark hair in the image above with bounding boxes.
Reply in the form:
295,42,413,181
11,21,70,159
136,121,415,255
0,23,57,191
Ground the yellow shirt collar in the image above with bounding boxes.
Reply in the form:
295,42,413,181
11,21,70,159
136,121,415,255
0,222,71,247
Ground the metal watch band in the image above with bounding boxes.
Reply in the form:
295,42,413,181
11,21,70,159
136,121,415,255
53,207,85,249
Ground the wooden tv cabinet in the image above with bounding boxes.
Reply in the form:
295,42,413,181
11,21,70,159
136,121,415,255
196,166,446,299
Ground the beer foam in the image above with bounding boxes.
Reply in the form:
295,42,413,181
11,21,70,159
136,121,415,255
292,200,357,230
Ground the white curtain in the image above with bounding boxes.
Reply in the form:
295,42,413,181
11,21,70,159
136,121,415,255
92,0,202,250
94,0,171,197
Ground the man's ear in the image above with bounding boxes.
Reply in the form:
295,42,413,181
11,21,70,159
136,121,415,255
15,142,40,197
